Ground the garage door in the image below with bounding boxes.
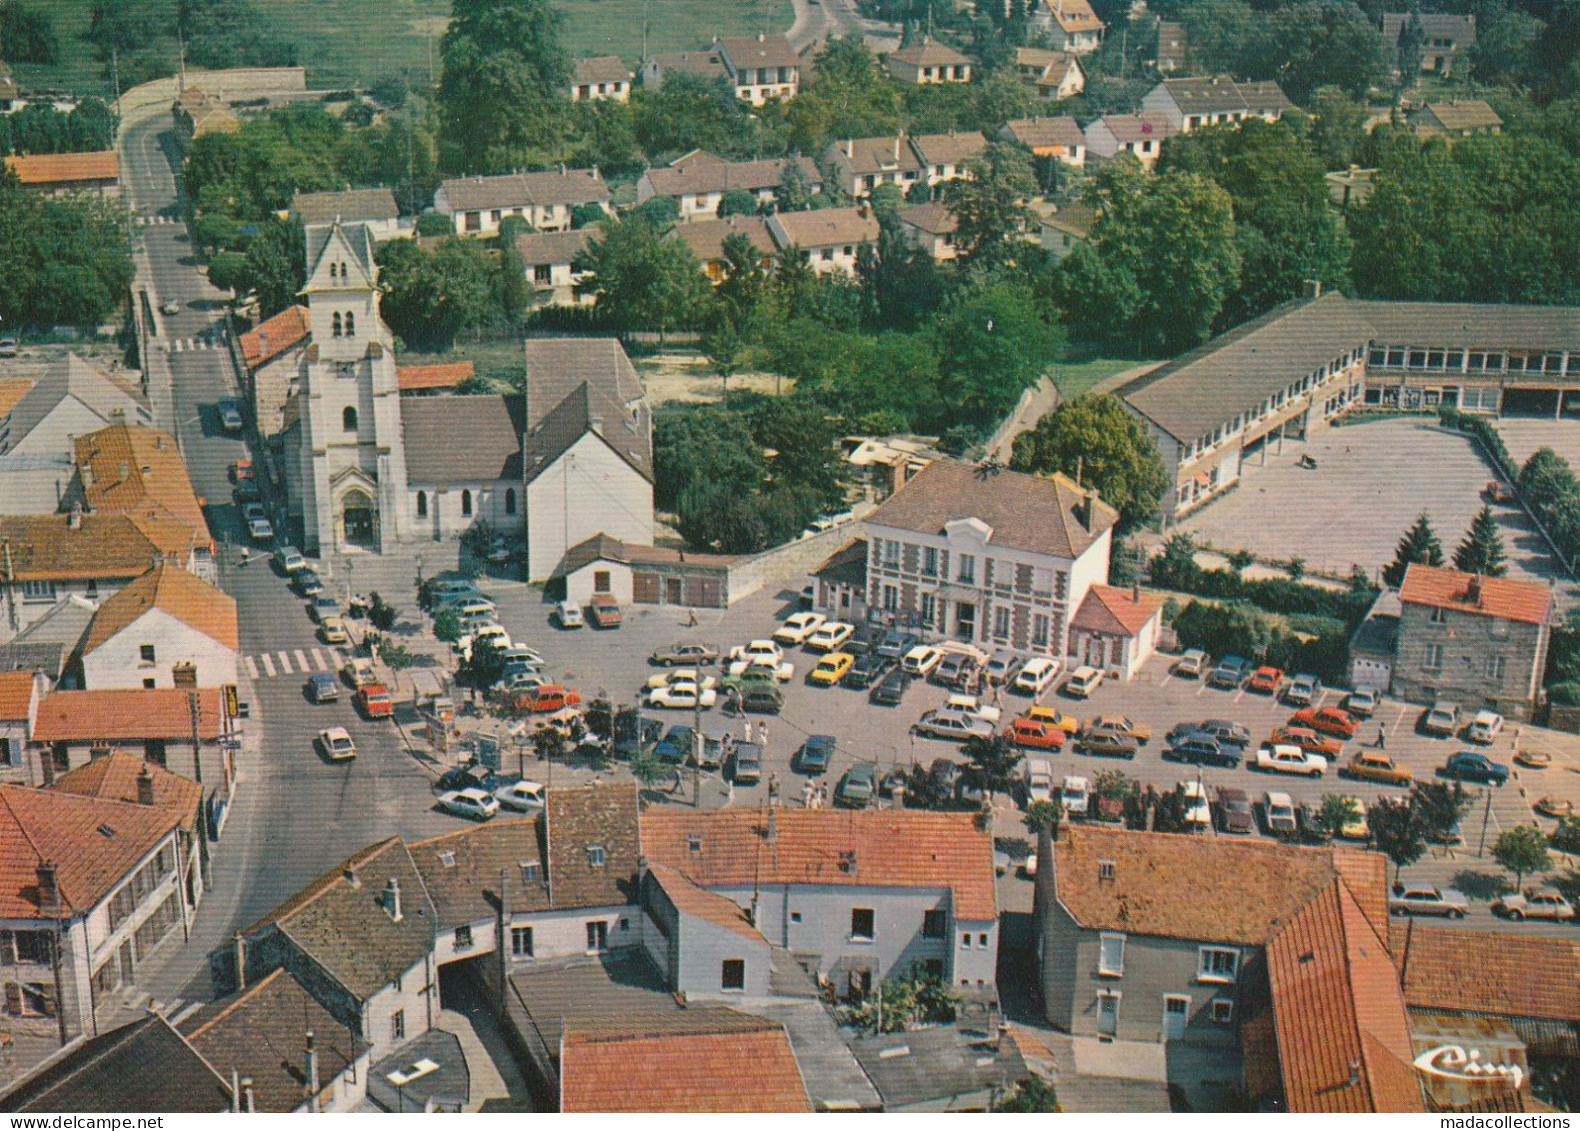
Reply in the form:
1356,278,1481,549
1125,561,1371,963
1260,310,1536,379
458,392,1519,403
633,572,660,604
1501,387,1560,417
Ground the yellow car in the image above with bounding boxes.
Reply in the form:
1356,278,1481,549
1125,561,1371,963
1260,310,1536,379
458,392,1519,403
319,616,349,646
809,652,855,687
1025,706,1079,734
1338,796,1369,841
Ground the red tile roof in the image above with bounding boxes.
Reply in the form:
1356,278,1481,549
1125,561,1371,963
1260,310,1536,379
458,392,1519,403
75,424,208,536
560,1008,811,1112
1398,564,1552,626
397,361,475,392
0,377,35,417
0,514,192,581
1070,584,1165,637
642,808,997,920
0,784,183,918
1391,920,1580,1022
32,688,224,743
646,862,765,941
0,671,36,721
5,150,119,186
51,751,204,834
238,305,310,370
1264,878,1425,1112
81,562,239,654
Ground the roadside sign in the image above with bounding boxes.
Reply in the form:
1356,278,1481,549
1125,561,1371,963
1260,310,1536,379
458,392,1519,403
223,684,239,718
476,734,501,770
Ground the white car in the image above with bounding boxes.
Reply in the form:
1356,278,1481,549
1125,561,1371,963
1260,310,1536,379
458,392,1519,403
248,516,274,542
494,779,547,812
806,621,855,652
729,639,785,667
728,657,795,682
1022,757,1054,804
912,708,996,741
647,680,719,709
1179,780,1211,828
274,546,306,573
1255,743,1328,776
554,601,585,629
1467,710,1504,745
1060,775,1090,819
945,693,1001,724
438,788,500,821
317,727,356,761
1063,666,1105,698
902,644,945,677
1014,657,1060,695
645,668,719,691
1263,790,1298,833
773,611,827,645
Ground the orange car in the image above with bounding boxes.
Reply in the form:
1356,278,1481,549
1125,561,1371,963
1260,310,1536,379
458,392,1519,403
1024,706,1080,734
1270,725,1342,758
354,684,393,719
1248,666,1285,694
1005,717,1066,750
1290,706,1359,739
514,684,583,714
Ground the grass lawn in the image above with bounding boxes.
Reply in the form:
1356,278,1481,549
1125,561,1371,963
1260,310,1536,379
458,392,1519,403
8,2,106,97
399,337,525,383
1051,356,1156,399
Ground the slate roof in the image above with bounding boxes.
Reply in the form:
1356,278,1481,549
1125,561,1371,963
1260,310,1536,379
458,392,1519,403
52,750,204,835
714,34,803,71
0,513,187,581
401,394,525,483
899,202,958,235
397,361,475,392
1156,75,1292,116
813,537,867,587
0,640,67,682
645,154,819,198
909,130,988,167
1350,299,1580,351
1119,291,1377,443
1390,921,1580,1022
513,228,592,267
545,782,641,909
1263,878,1425,1113
642,808,998,920
76,423,207,536
671,215,778,262
1070,584,1165,637
303,221,375,289
291,187,399,226
0,670,36,720
239,305,311,370
1002,116,1086,150
408,818,549,926
0,1014,230,1113
0,784,184,919
3,353,148,453
645,862,765,941
1050,826,1388,946
183,968,359,1113
5,150,119,186
523,338,651,483
573,55,633,84
81,562,238,655
866,458,1118,561
245,836,436,1002
770,207,882,249
1398,563,1552,626
561,1008,810,1112
506,951,681,1062
438,168,610,212
32,687,224,743
846,1025,1027,1110
822,136,926,178
887,38,972,67
1382,12,1475,45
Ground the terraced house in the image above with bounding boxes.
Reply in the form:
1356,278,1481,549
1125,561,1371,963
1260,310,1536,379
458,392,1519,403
433,168,610,236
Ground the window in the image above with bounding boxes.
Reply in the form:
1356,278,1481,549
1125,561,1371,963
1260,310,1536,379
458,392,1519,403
345,312,355,336
961,932,973,948
1098,932,1126,977
332,312,342,337
1211,998,1234,1024
587,844,606,867
1429,606,1447,624
958,554,976,584
993,607,1011,638
461,489,473,517
882,585,898,612
505,488,516,516
511,926,534,957
1423,643,1444,671
820,248,834,261
143,678,156,690
1198,947,1239,983
454,925,473,950
922,547,938,576
391,1010,406,1042
1032,615,1049,648
721,959,746,991
922,909,947,939
850,908,875,941
586,920,609,951
416,491,427,518
520,861,540,883
978,932,989,947
343,406,358,432
535,264,552,285
920,593,936,628
1486,655,1506,680
140,644,156,664
881,540,901,568
21,580,55,603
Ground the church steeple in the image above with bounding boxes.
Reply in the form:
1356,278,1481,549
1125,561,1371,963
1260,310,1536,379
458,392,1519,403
301,220,383,361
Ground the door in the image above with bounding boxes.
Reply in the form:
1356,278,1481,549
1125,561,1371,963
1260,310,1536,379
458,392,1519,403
1163,995,1190,1040
955,602,976,641
665,577,684,605
1097,991,1120,1036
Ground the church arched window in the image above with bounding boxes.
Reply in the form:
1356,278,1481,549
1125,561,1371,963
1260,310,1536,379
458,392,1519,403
331,312,342,337
416,490,427,518
343,406,358,432
461,489,473,517
344,311,355,337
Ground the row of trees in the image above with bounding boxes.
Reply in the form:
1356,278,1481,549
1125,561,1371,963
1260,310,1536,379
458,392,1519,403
1382,509,1508,588
0,99,117,157
0,167,134,327
85,0,295,89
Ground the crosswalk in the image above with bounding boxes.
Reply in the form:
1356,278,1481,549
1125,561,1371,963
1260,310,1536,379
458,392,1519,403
165,336,222,352
243,646,351,681
141,213,180,225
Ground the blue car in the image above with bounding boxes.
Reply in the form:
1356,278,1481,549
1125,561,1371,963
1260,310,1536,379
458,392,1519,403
654,725,696,763
798,734,836,774
1441,751,1509,786
1208,655,1250,689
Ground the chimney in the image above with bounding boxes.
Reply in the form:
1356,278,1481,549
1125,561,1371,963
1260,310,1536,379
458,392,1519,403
384,876,403,922
67,504,82,530
232,1069,241,1113
233,931,248,991
589,414,603,434
36,863,58,909
118,460,129,482
343,865,360,888
846,138,854,159
1302,279,1322,300
1081,486,1100,533
80,463,93,491
305,1030,321,1113
136,765,156,806
1466,576,1482,606
241,1078,256,1113
1132,582,1141,604
893,135,901,161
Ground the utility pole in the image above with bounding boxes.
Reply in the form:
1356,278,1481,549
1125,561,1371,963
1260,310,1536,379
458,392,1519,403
692,691,703,807
189,690,212,885
1477,789,1492,856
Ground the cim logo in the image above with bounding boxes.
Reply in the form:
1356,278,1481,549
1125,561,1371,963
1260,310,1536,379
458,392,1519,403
1413,1045,1525,1091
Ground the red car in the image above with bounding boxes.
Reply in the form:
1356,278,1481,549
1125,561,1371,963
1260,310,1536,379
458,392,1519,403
1005,717,1066,750
1290,706,1359,739
513,684,583,715
354,684,393,719
1248,666,1285,694
1270,725,1343,758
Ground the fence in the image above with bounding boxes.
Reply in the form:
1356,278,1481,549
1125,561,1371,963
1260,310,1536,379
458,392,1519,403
724,517,866,605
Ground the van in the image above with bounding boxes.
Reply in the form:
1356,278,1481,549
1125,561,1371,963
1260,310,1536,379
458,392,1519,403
1063,666,1105,698
453,598,497,620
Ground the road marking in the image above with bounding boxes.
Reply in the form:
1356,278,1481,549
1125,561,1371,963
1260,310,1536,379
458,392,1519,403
244,655,258,679
1195,682,1208,697
310,648,328,671
259,652,276,677
1390,704,1407,734
294,649,310,673
276,650,293,674
171,339,184,352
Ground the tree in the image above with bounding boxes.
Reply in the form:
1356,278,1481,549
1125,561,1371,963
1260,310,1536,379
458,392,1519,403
942,141,1037,267
1024,799,1061,837
1493,826,1551,889
1453,505,1508,577
628,745,670,791
1307,87,1370,171
1395,8,1425,97
416,211,453,237
842,964,960,1033
1471,10,1543,87
0,3,58,63
1151,786,1194,834
702,321,742,394
718,188,759,218
1148,532,1201,589
206,251,249,295
715,231,770,327
964,733,1020,797
0,172,135,328
776,156,817,212
1369,795,1428,882
461,635,507,690
576,218,709,339
994,1077,1060,1112
1383,513,1443,588
239,219,306,318
631,73,780,159
1092,769,1134,801
367,592,399,632
379,641,415,671
1010,394,1169,533
432,607,463,643
905,762,951,810
786,37,901,152
1317,793,1361,838
933,282,1064,425
1409,780,1470,844
376,237,494,350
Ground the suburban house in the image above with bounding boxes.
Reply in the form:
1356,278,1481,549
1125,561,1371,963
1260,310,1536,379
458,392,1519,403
514,229,594,307
1083,114,1177,167
636,151,821,220
862,458,1117,659
910,131,988,189
4,151,120,197
290,187,405,241
521,338,654,582
1067,584,1165,679
639,49,729,89
766,208,882,277
897,203,959,262
75,563,239,691
173,88,238,138
1383,13,1476,76
642,808,1001,999
396,361,475,396
672,215,779,282
0,670,41,778
1411,99,1502,138
1029,0,1106,53
711,34,804,105
1156,21,1187,72
1139,76,1291,133
1013,48,1086,99
554,534,738,609
884,38,974,84
1001,116,1088,167
1391,564,1552,721
1036,202,1095,263
0,354,150,458
239,305,312,439
0,782,198,1050
401,394,527,543
433,168,610,236
811,538,870,623
568,55,633,102
820,136,925,198
28,687,228,789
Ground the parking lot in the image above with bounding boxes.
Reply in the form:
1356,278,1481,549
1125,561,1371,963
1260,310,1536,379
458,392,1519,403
451,572,1579,935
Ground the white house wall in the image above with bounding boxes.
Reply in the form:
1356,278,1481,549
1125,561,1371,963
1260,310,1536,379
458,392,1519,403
525,432,653,582
407,480,525,543
81,606,238,690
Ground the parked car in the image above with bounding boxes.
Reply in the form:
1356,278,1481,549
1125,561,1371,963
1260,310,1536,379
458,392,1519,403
806,621,855,652
1420,702,1459,737
437,763,493,792
274,546,306,573
874,630,919,660
773,612,827,645
1342,749,1414,785
843,651,893,689
646,667,716,692
1013,657,1060,695
438,788,499,821
1006,717,1066,750
1059,775,1090,819
1247,666,1285,695
1493,888,1576,921
1344,689,1379,718
613,718,665,760
232,478,261,505
1262,791,1297,834
218,397,244,432
1441,750,1509,785
1021,758,1054,804
308,596,340,623
730,742,763,785
292,568,324,597
728,639,785,668
913,709,995,742
1165,732,1240,769
1297,803,1332,844
798,734,836,774
928,758,961,797
318,616,349,646
354,684,393,719
902,644,945,677
1063,666,1105,698
247,516,274,542
588,594,623,628
933,652,978,689
554,601,585,629
654,725,696,763
1168,719,1252,749
1173,649,1210,678
1337,797,1369,840
1284,673,1322,706
1466,710,1504,745
1269,726,1343,759
836,763,878,808
984,650,1023,686
1208,655,1250,689
1081,730,1139,759
740,686,784,714
879,767,909,799
809,653,855,687
646,679,717,709
306,673,339,703
870,667,911,706
723,657,794,683
1255,744,1327,776
1216,787,1254,834
1388,885,1469,918
1025,706,1080,734
650,641,719,667
0,337,19,356
1290,706,1359,739
516,685,583,715
494,779,547,812
1180,781,1212,829
317,727,356,761
1084,715,1152,744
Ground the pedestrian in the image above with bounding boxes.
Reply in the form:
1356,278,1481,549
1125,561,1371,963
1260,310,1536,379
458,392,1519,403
802,781,814,808
768,773,779,806
744,719,754,743
759,722,769,748
1376,726,1387,749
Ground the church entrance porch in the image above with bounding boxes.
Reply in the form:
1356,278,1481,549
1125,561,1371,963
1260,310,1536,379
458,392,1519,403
339,487,378,548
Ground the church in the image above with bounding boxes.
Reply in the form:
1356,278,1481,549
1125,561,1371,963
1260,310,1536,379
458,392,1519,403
274,220,654,577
